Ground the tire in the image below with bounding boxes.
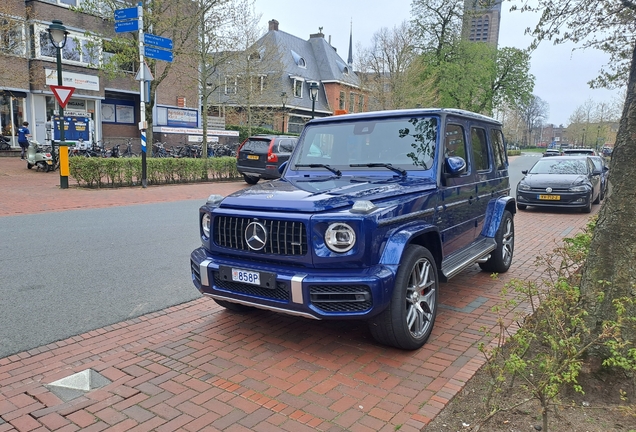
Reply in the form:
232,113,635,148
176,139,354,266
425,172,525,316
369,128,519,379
593,189,601,204
479,210,514,273
600,185,605,201
243,174,260,185
213,299,254,313
368,245,438,350
582,195,593,213
27,163,33,169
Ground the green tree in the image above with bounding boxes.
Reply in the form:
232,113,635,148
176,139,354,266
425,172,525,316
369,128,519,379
410,0,534,115
511,0,635,355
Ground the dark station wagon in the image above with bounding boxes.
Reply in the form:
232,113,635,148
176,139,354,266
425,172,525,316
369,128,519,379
236,135,297,184
191,108,516,350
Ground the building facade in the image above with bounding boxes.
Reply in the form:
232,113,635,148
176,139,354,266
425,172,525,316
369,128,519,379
211,20,367,134
0,0,201,150
463,0,502,46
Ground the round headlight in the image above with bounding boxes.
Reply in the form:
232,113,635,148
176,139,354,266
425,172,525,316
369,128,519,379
325,223,356,253
202,213,211,239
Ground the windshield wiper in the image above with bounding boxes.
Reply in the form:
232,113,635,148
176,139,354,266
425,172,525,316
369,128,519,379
349,163,407,177
295,164,342,176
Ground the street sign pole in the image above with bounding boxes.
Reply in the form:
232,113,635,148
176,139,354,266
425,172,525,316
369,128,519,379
138,1,147,188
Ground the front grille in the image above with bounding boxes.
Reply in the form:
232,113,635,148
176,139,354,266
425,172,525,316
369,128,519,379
213,272,289,301
310,285,372,313
191,261,201,285
214,216,307,256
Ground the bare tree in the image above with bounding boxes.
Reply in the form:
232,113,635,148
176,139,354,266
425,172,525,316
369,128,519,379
357,22,435,110
516,94,549,147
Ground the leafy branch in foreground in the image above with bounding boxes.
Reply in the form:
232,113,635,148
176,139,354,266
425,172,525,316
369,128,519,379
476,217,636,432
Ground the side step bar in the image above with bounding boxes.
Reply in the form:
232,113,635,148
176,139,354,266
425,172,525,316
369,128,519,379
440,237,497,280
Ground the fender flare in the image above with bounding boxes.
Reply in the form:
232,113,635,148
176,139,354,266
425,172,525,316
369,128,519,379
379,223,441,267
480,196,516,238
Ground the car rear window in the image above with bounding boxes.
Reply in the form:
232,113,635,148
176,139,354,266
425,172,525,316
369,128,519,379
241,139,271,153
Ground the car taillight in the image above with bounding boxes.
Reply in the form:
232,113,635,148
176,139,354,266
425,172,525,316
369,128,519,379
267,140,277,162
237,138,248,160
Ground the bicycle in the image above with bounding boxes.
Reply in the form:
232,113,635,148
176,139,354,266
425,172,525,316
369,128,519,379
120,138,138,157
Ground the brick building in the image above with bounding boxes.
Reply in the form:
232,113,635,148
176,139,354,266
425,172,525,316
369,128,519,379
0,0,201,150
211,19,367,134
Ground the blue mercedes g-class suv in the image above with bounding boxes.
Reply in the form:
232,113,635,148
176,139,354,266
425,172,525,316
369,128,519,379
191,108,515,350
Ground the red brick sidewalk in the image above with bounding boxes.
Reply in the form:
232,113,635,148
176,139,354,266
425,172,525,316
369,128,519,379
0,157,598,431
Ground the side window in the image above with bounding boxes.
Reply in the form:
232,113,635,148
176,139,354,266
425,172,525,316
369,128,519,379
279,139,294,152
490,129,507,171
444,124,467,166
470,127,490,171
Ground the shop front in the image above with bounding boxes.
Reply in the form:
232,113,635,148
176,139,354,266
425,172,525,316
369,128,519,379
0,90,28,147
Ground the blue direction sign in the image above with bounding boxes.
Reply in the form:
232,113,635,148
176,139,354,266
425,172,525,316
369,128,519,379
114,7,138,21
144,46,173,62
144,34,173,50
115,19,139,33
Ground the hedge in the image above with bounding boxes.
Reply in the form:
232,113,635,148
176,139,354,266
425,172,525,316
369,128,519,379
68,156,240,188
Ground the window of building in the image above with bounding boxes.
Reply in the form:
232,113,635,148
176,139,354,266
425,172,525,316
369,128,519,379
1,91,26,141
224,76,237,94
358,95,364,112
293,78,304,98
291,50,306,68
349,92,355,113
339,91,345,110
102,39,135,72
0,17,25,56
40,0,79,6
37,25,101,68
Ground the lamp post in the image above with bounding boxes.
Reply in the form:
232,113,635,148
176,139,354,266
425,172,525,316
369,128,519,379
281,91,287,133
309,82,319,119
48,20,69,189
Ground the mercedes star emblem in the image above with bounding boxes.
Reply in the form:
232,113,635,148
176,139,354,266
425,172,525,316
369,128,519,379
245,221,267,251
546,187,553,193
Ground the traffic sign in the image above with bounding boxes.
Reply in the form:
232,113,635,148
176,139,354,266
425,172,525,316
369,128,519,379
144,46,173,62
114,7,138,21
144,34,173,50
135,62,154,81
50,85,75,109
115,19,139,33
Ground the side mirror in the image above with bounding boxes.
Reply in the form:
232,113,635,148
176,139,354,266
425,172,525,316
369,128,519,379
522,170,528,175
445,156,466,176
278,161,288,175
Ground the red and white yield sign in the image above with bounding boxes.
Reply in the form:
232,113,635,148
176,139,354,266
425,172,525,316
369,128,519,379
50,85,76,109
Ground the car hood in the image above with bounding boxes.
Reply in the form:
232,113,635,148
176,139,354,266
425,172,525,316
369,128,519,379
520,174,589,189
219,176,437,212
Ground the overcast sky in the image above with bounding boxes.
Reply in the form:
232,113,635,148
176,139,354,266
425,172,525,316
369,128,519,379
255,0,625,126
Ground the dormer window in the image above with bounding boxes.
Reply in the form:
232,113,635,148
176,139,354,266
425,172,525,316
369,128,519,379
336,60,349,75
291,50,306,68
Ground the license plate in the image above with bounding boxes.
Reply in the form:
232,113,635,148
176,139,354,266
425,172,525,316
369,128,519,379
232,268,261,285
46,160,53,165
247,155,259,160
538,194,560,200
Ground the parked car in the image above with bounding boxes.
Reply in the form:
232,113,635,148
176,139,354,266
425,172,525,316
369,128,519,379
236,135,298,184
543,149,561,157
589,155,609,200
190,108,516,350
516,156,602,213
561,148,596,156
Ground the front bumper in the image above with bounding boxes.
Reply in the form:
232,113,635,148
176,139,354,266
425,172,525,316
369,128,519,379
516,190,591,208
190,247,395,320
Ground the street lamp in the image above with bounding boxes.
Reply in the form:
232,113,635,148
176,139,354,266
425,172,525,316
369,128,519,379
309,82,319,119
48,20,69,189
281,91,287,133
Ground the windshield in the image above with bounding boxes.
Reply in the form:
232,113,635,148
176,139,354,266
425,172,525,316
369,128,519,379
290,116,438,172
529,158,588,175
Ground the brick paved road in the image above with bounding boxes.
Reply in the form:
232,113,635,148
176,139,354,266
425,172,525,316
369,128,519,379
0,157,598,431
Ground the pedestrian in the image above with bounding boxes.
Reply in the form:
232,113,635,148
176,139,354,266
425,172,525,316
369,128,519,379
45,116,52,145
17,121,31,160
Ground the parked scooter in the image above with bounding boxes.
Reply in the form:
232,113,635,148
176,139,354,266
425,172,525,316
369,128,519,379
26,139,54,172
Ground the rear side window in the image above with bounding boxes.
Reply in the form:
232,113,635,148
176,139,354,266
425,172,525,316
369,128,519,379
470,127,490,171
490,129,507,171
277,139,296,153
241,139,270,152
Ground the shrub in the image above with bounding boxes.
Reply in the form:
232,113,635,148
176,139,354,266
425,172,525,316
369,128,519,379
68,156,240,188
